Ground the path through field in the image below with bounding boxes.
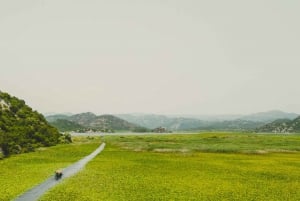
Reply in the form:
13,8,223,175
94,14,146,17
14,143,106,201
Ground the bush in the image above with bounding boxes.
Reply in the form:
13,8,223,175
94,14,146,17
59,133,73,144
0,149,4,159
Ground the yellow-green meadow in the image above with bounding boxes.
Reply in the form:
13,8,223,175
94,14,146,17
0,137,100,201
39,133,300,201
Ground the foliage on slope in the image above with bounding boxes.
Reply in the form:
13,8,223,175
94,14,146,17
0,91,61,157
256,117,300,133
49,119,86,132
47,113,149,132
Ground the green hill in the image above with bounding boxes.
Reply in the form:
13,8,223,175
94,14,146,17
45,114,71,122
0,91,61,157
49,119,86,132
256,116,300,133
46,113,148,132
91,114,148,132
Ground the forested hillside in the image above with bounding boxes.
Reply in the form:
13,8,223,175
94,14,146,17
0,91,61,158
256,117,300,133
46,113,148,132
49,119,86,132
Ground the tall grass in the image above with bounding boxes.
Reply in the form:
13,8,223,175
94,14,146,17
104,133,300,153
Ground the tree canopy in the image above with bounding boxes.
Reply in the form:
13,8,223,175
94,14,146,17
0,91,61,157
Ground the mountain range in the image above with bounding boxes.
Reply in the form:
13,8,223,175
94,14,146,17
116,111,298,131
46,110,299,132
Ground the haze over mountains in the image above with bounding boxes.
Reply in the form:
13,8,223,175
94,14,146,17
238,110,298,122
116,110,298,131
1,88,299,137
46,110,299,132
166,110,298,122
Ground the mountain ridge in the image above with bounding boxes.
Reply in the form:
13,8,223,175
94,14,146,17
240,110,298,122
116,110,298,131
46,110,299,132
46,113,148,132
257,116,300,133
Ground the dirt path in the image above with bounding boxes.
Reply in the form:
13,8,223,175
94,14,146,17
14,143,106,201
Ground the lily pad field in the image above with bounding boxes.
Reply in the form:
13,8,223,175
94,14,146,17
2,133,300,201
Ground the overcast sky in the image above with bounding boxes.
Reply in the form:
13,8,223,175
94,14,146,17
1,0,300,115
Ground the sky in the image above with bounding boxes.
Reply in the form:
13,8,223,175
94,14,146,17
1,0,300,115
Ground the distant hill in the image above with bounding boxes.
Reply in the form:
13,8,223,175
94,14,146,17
196,119,265,131
68,112,97,126
116,114,209,130
168,110,298,122
46,113,148,132
240,110,298,122
49,119,86,132
45,114,72,122
170,114,244,121
116,114,264,131
256,116,300,133
0,91,61,157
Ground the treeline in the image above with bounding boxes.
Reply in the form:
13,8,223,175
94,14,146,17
0,91,66,158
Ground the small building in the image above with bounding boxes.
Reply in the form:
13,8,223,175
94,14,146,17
152,127,169,133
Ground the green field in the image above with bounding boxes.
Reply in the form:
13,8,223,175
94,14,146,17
39,133,300,201
0,137,100,201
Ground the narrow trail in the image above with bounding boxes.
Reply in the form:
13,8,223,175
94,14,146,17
14,143,106,201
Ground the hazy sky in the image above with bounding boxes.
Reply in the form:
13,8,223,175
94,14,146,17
1,0,300,115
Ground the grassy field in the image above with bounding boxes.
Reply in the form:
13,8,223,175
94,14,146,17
105,133,300,153
40,133,300,201
0,137,100,201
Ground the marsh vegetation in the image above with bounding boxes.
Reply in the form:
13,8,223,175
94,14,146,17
39,133,300,201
